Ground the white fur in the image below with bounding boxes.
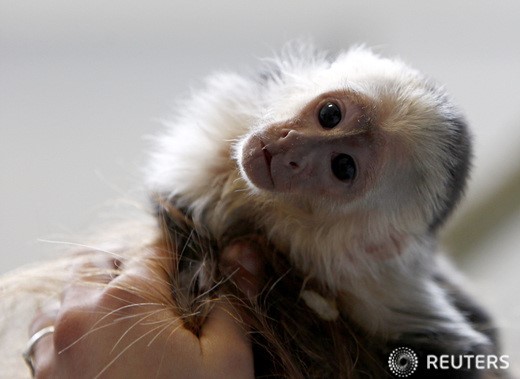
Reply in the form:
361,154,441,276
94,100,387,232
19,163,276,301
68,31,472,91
147,44,488,350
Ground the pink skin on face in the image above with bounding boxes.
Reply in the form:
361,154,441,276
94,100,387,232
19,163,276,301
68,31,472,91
240,90,384,201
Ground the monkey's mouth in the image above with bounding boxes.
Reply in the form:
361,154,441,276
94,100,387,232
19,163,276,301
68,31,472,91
261,142,273,169
260,141,274,185
241,135,275,190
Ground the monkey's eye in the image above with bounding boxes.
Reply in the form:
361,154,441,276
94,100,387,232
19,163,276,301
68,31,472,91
331,154,356,182
318,102,342,129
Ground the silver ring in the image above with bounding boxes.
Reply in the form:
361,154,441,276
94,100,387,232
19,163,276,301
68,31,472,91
22,325,55,376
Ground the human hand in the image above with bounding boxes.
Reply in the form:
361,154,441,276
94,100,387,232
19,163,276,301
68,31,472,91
26,241,264,378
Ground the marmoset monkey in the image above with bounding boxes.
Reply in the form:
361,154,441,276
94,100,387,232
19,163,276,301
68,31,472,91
149,44,500,377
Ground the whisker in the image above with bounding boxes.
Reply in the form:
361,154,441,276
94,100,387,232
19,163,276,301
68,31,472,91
146,318,186,347
110,307,169,354
37,239,125,260
57,303,164,354
93,321,175,379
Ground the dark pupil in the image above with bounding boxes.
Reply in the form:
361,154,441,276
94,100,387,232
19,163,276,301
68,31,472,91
319,102,341,128
331,154,356,181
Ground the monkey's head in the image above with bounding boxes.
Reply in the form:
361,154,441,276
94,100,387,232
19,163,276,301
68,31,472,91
236,47,471,237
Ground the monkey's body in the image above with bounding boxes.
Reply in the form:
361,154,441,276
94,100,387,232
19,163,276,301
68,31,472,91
149,45,499,377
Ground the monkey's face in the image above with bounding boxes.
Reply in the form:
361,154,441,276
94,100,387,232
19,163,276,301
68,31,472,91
237,83,470,232
238,90,389,208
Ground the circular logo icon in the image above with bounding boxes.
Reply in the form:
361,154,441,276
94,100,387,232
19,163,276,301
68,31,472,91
388,347,418,377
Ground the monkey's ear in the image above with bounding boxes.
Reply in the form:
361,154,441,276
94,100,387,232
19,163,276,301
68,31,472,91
428,116,473,232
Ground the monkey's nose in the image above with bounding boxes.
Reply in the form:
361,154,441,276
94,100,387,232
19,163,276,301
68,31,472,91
280,129,291,139
283,154,305,173
261,143,273,168
289,161,299,169
279,129,302,146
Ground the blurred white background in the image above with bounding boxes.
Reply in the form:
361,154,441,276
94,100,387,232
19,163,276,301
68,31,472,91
1,0,519,373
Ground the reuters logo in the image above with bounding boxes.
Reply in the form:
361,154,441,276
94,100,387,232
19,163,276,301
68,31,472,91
388,347,419,377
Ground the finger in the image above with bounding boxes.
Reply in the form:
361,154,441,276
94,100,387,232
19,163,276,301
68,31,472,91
71,254,121,284
59,255,121,307
199,301,254,375
108,246,175,304
30,332,56,378
30,302,59,335
201,301,251,349
28,305,59,378
220,239,266,298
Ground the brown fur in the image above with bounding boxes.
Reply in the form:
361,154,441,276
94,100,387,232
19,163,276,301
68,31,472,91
153,194,506,378
155,199,391,378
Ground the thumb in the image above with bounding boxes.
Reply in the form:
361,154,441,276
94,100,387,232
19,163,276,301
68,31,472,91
199,300,255,379
195,239,266,378
219,239,266,299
